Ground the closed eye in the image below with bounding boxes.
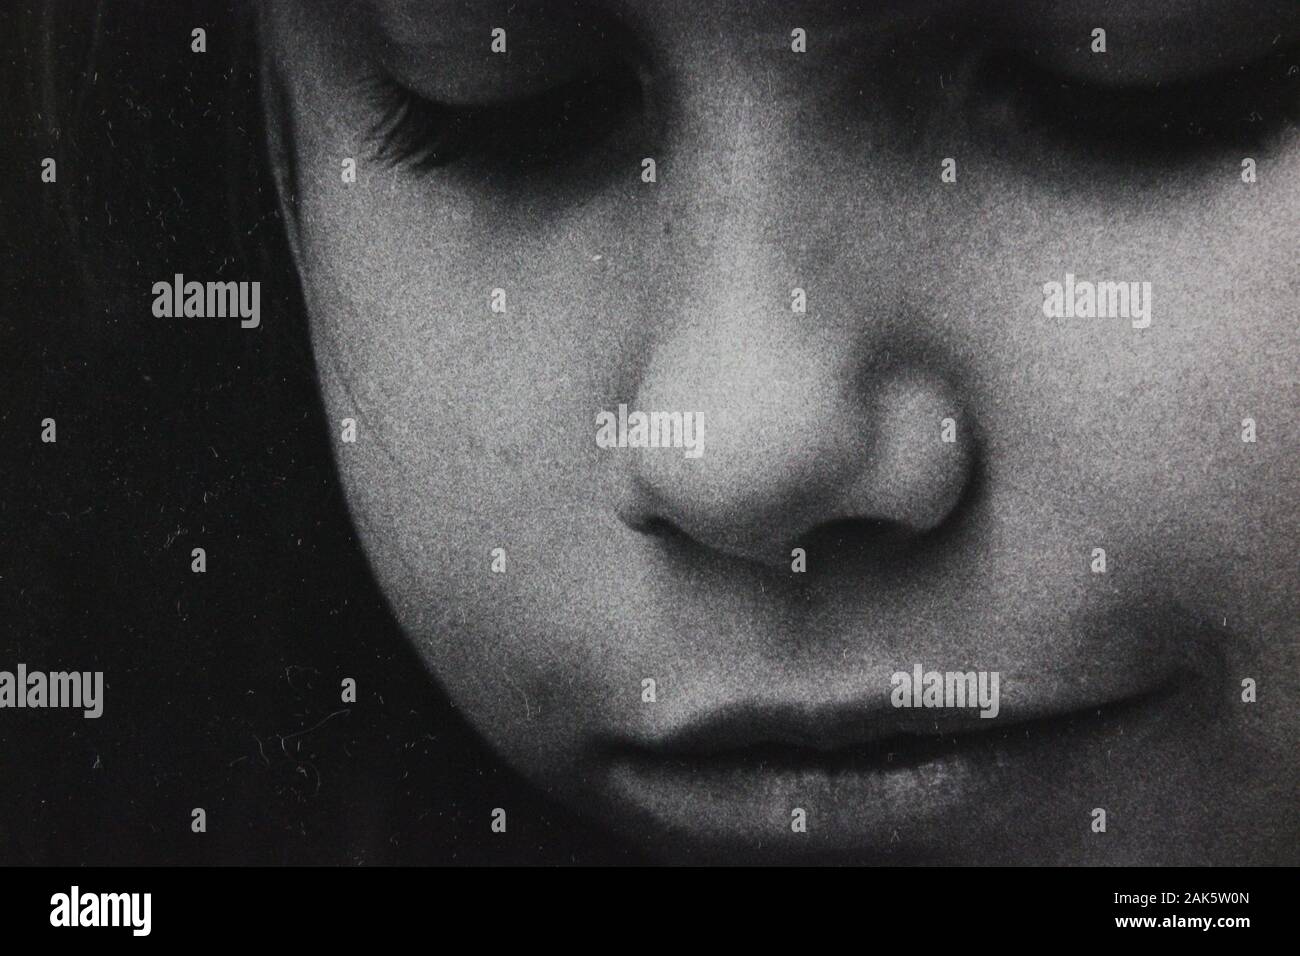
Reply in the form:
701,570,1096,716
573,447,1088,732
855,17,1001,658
974,43,1300,166
363,61,645,178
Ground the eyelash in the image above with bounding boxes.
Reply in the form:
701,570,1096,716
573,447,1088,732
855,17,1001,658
362,43,1297,179
363,63,645,177
973,46,1299,164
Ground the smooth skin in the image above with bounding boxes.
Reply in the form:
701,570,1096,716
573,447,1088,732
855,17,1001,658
260,0,1299,863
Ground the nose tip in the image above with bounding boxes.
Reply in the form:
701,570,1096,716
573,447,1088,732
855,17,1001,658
612,332,973,567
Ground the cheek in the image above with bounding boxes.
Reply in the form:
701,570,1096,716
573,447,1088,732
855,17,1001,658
297,179,644,510
293,174,667,769
989,166,1298,608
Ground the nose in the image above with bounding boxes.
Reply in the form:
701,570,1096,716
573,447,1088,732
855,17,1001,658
613,312,974,568
608,67,975,569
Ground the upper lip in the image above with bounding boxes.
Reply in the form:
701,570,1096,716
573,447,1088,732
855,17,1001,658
626,685,1177,760
639,700,997,756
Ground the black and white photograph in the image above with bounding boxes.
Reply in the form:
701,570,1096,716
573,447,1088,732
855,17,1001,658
1,0,1296,926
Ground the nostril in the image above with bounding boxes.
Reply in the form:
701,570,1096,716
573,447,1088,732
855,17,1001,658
796,516,911,563
623,509,791,568
625,513,693,544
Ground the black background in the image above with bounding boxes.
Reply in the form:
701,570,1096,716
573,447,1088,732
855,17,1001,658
1,0,631,866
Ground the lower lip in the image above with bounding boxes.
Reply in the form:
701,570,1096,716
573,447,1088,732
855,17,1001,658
606,741,984,853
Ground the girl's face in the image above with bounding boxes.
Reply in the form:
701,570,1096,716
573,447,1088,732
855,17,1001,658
261,1,1299,862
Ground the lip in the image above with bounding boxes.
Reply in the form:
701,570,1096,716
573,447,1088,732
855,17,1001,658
599,681,1183,857
635,699,1000,757
622,682,1177,768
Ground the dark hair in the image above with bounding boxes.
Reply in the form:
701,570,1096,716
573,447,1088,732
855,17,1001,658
3,0,631,864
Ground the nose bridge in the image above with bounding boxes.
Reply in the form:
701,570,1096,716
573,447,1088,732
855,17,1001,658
668,60,826,269
663,67,906,342
641,79,866,468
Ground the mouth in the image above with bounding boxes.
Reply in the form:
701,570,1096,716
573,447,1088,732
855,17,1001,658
596,679,1188,859
618,685,1177,776
597,676,1188,853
